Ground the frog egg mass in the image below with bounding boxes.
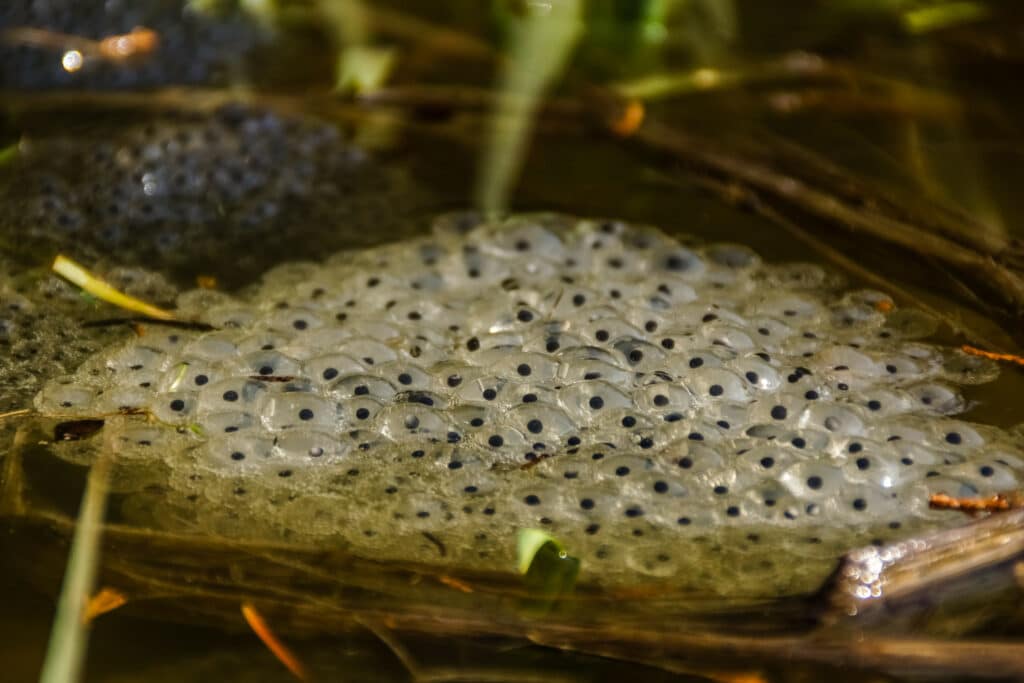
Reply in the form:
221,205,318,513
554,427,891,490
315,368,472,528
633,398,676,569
36,213,1024,596
1,104,415,285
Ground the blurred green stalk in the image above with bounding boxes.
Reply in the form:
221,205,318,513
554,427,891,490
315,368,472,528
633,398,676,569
477,0,583,215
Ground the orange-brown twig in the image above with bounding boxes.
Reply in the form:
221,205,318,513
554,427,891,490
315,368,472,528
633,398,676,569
241,602,309,682
709,673,768,683
609,99,645,137
1,26,158,62
437,575,474,593
82,587,127,623
960,344,1024,367
929,492,1024,513
97,27,158,61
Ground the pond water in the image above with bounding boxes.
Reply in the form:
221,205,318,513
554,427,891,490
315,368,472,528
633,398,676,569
2,2,1024,682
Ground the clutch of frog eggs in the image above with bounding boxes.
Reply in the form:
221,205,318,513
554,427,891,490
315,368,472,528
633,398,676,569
34,213,1024,595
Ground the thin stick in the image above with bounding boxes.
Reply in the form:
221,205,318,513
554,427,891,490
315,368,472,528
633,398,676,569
929,491,1024,512
636,120,1022,281
654,169,1007,351
961,344,1024,367
0,408,32,422
241,602,310,681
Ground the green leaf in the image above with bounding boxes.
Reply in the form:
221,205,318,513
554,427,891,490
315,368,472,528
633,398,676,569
516,528,580,601
517,527,562,574
903,2,988,34
335,45,396,94
0,142,18,166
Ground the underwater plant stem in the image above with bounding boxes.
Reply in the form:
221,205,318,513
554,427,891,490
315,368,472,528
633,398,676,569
39,454,112,683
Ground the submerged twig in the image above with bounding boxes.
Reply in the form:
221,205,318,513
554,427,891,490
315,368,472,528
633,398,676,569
929,491,1024,512
961,344,1024,367
359,617,573,683
350,81,1024,331
241,602,310,681
17,81,1012,329
0,408,32,423
629,118,1024,321
6,487,1023,681
824,506,1024,621
650,167,1010,352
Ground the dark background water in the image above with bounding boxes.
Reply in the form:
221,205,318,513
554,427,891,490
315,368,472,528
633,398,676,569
2,1,1024,681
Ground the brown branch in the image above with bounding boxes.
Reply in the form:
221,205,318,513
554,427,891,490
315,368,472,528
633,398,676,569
668,170,1012,351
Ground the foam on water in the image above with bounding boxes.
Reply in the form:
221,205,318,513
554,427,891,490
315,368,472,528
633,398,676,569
33,213,1023,595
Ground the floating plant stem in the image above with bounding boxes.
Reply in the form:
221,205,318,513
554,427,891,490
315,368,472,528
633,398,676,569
52,254,175,321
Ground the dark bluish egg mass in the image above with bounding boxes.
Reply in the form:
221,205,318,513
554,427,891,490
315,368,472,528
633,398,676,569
0,0,265,89
0,105,417,285
36,213,1024,596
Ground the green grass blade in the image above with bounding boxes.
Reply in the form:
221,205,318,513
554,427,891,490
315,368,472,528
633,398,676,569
39,455,111,683
477,0,583,215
